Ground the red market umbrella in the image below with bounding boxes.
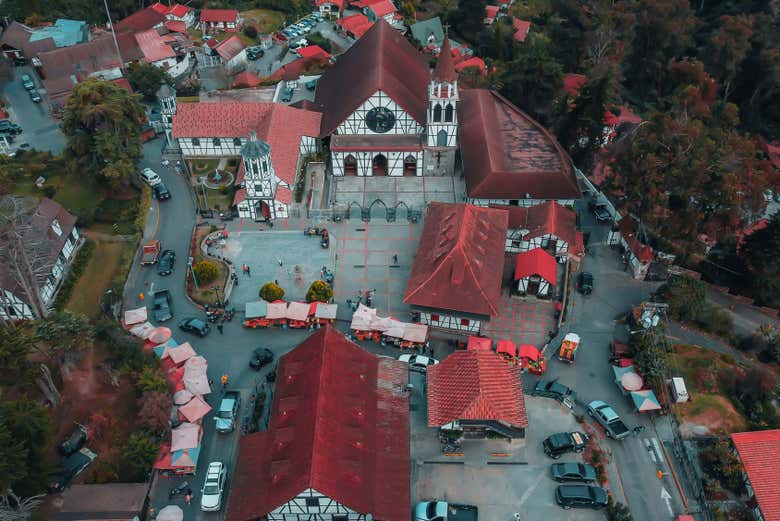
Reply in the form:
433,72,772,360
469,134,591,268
147,326,172,344
518,344,540,361
467,336,492,351
496,340,517,357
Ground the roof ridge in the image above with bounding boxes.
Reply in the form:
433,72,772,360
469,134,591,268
307,327,332,482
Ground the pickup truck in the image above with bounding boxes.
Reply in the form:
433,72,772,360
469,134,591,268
215,391,241,433
414,501,478,521
586,400,630,440
153,290,173,322
543,431,588,459
141,240,161,265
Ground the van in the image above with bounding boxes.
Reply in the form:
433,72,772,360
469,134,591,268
555,485,608,509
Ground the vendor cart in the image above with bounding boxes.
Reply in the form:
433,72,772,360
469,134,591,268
266,301,288,327
243,301,271,329
558,333,581,364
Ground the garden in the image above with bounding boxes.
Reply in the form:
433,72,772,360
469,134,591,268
186,226,231,306
188,158,236,213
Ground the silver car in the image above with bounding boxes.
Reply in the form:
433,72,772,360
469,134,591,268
200,461,226,512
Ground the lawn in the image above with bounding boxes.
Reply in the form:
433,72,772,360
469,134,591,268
66,235,131,318
189,158,236,212
241,8,285,34
196,186,234,212
189,158,221,176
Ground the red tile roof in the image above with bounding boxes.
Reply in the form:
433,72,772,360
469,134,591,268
317,0,345,8
563,73,586,98
491,201,581,254
200,9,239,23
172,102,321,190
514,247,557,283
368,0,396,17
338,13,374,38
512,18,531,42
432,37,456,82
297,45,331,61
315,19,429,136
403,203,508,317
169,4,191,18
164,20,187,33
115,6,166,33
231,71,262,88
459,89,580,201
455,56,487,75
427,350,527,428
214,35,245,61
618,218,653,264
232,188,247,206
135,29,176,63
732,430,780,521
485,5,499,19
225,327,410,521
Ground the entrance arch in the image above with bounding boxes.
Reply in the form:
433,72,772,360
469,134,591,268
372,154,388,176
344,154,357,176
367,199,388,221
436,129,448,147
403,155,417,176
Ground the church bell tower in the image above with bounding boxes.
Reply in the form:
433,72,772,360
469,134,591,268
423,37,458,177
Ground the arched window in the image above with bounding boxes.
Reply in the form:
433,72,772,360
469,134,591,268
372,154,388,176
344,154,357,175
437,129,447,147
233,138,242,147
433,104,442,122
445,103,454,122
403,155,417,176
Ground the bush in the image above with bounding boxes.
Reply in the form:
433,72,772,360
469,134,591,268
194,260,220,284
656,275,706,322
53,238,95,311
260,282,285,302
306,31,332,53
738,333,768,352
305,280,333,303
243,24,258,39
588,447,608,484
699,439,746,494
135,365,169,394
696,305,734,338
606,497,633,521
119,431,158,482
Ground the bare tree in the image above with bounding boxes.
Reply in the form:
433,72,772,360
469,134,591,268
0,196,53,319
0,490,45,521
586,25,616,70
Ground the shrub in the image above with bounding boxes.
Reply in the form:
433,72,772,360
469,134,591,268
243,24,258,39
696,305,734,338
656,275,706,322
194,260,219,284
119,431,158,482
260,282,285,302
53,238,96,311
306,31,332,53
135,365,169,394
306,280,333,303
738,333,768,352
137,391,173,438
699,439,746,494
606,498,633,521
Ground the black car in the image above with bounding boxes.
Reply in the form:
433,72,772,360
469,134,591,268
58,425,87,456
249,347,274,370
153,182,171,200
157,249,175,276
593,204,611,222
555,485,608,509
543,432,588,459
532,379,576,404
0,120,22,135
179,317,210,337
48,448,97,493
550,462,598,483
247,47,265,60
577,272,594,295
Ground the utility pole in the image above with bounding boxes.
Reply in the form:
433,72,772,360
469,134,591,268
103,0,125,72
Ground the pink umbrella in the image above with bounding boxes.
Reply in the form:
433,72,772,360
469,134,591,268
178,395,212,422
173,389,193,405
146,326,172,344
621,371,644,391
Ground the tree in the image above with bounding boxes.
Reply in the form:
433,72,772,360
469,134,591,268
656,276,706,322
120,431,158,482
740,212,780,308
708,15,754,101
699,439,745,494
306,32,332,53
62,79,145,188
0,326,34,387
607,498,633,521
0,398,53,496
193,260,220,284
0,422,28,493
631,332,668,384
135,365,169,394
306,280,333,303
260,282,285,302
137,391,173,437
34,310,94,363
126,62,173,101
243,24,258,40
452,0,487,40
500,35,563,125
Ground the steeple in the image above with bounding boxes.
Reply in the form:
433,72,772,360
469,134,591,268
432,37,457,83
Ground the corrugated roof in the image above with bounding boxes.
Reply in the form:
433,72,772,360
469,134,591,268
297,45,331,61
39,36,123,97
214,35,245,61
410,16,444,46
403,203,508,317
225,327,410,521
115,6,166,33
732,430,780,521
315,19,429,136
200,9,239,23
513,247,557,284
459,89,580,201
0,21,58,57
135,29,176,63
28,19,88,48
427,350,527,427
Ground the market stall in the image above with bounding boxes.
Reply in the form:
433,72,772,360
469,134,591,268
183,356,211,396
496,339,518,363
286,301,311,329
401,323,429,349
313,303,338,327
178,396,212,423
123,307,147,327
170,422,201,452
266,300,288,327
631,389,662,412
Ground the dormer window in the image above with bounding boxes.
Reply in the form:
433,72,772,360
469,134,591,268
51,219,62,236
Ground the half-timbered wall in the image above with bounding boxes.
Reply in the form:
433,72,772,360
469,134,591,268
267,487,364,521
300,136,318,156
0,289,34,320
335,91,423,136
516,275,551,297
418,311,482,334
331,149,422,177
469,198,577,208
319,3,342,17
178,137,243,157
505,230,569,256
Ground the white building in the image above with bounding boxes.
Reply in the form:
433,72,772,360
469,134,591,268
213,35,246,73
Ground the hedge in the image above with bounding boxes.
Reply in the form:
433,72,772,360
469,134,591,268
54,238,96,310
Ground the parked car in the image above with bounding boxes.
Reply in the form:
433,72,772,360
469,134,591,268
414,501,478,521
140,167,162,186
21,74,34,90
398,353,439,372
555,485,608,509
586,400,630,440
152,290,173,322
281,87,294,102
249,347,274,370
157,249,175,276
48,448,97,493
200,461,226,511
0,120,23,135
532,379,576,405
543,432,588,459
550,462,598,483
28,89,41,103
592,204,611,222
58,425,88,456
215,390,241,433
247,46,265,60
179,317,210,336
153,182,171,200
577,272,594,295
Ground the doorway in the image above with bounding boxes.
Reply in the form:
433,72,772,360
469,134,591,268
344,154,357,175
372,154,388,176
403,155,417,176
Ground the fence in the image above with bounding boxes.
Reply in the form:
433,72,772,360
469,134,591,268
667,414,715,521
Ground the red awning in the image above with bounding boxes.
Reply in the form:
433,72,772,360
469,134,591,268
514,248,557,284
496,339,517,357
518,344,540,361
467,336,492,351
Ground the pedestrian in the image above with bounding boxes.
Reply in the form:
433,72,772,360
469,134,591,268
247,265,251,276
393,253,398,264
149,506,156,520
221,373,229,388
275,279,278,285
217,322,224,334
184,493,191,506
278,258,283,267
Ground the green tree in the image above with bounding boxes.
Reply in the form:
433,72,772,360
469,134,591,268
699,439,746,494
120,431,158,482
0,325,34,387
135,365,169,394
0,397,53,496
243,24,258,40
126,62,173,101
62,78,145,188
306,32,333,53
34,310,94,364
306,280,333,303
740,213,780,308
193,260,220,284
630,331,668,384
707,15,754,101
656,276,706,322
452,0,487,40
500,35,563,125
259,282,285,302
0,422,28,492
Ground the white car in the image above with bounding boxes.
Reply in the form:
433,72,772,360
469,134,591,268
398,354,439,372
200,461,226,512
140,167,162,186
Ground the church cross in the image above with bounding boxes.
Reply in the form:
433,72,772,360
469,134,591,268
443,23,450,37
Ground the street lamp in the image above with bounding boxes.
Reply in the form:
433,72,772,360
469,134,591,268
188,256,200,292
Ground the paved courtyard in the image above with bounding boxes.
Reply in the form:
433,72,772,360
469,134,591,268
482,297,558,348
331,176,465,211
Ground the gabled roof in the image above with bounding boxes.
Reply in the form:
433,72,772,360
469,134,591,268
169,4,191,18
732,430,780,521
0,21,58,57
368,0,396,17
432,37,456,82
28,19,88,48
135,29,176,63
512,18,531,42
427,350,527,427
164,20,187,33
225,327,410,521
231,71,262,88
314,19,430,136
409,16,444,46
514,247,557,284
403,203,508,317
297,45,331,61
485,5,500,19
114,6,166,33
200,9,239,23
459,89,580,201
38,36,124,97
214,35,245,61
563,73,586,98
338,13,374,38
491,201,580,250
57,484,148,521
618,218,653,264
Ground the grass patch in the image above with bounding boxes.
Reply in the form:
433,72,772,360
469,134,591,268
177,96,200,103
195,186,234,212
66,238,130,318
241,8,285,33
188,227,230,306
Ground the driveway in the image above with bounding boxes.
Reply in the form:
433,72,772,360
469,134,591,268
0,66,66,153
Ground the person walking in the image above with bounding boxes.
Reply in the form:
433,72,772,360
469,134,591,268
217,321,224,334
221,374,229,389
184,492,192,506
392,253,398,264
247,265,251,276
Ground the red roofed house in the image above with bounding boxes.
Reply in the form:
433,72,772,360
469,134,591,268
485,5,500,24
403,203,508,334
172,102,320,221
231,71,262,89
731,429,780,521
317,0,346,19
454,56,487,76
200,9,241,35
225,326,410,521
212,35,247,72
366,0,398,24
114,5,166,33
336,13,374,39
296,45,331,62
563,73,586,98
608,218,654,280
492,201,583,261
514,247,557,297
512,18,531,42
427,350,528,439
150,2,196,28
